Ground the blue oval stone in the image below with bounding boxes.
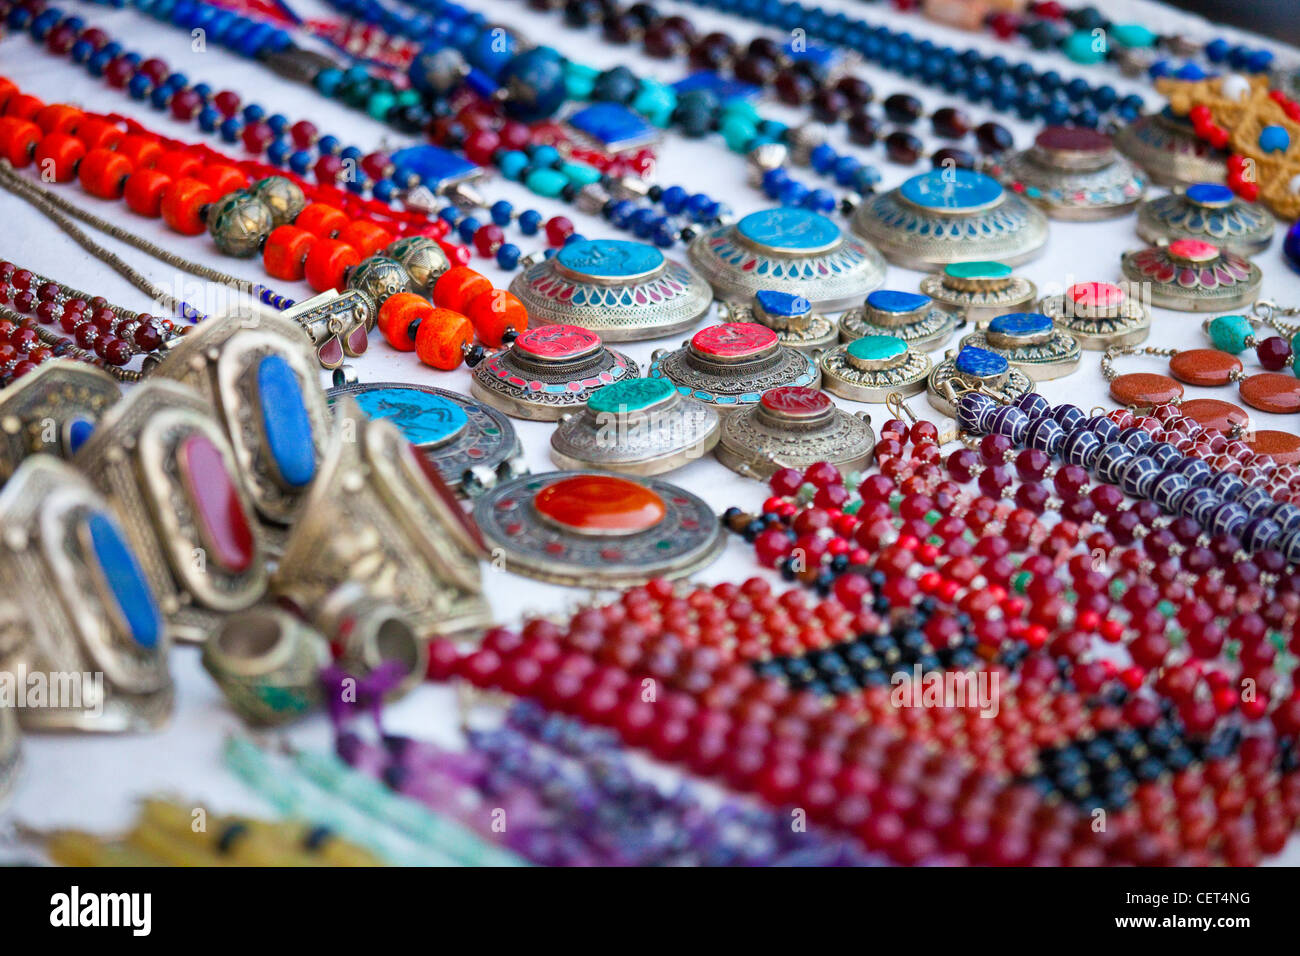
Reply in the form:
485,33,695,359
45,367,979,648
736,207,839,250
955,346,1009,377
66,417,95,454
989,312,1052,336
898,169,1003,210
756,289,810,317
352,386,468,448
868,290,930,313
556,238,664,278
1185,182,1233,207
257,354,316,488
87,511,161,649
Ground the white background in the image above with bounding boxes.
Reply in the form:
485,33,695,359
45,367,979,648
3,0,1300,864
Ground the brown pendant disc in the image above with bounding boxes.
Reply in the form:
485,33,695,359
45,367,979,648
1239,373,1300,414
1179,398,1248,433
1246,430,1300,464
1168,349,1243,387
1109,372,1184,408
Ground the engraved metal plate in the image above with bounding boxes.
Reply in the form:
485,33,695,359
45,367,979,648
1120,239,1263,311
0,360,119,484
715,386,875,479
919,261,1038,325
989,126,1146,221
648,323,821,412
1136,182,1275,257
958,312,1082,381
838,289,962,351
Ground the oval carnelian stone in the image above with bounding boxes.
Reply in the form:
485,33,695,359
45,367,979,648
180,433,255,573
1108,372,1184,408
533,475,667,535
1168,349,1243,387
1239,373,1300,414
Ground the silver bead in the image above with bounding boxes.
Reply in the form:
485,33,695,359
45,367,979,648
787,123,830,166
417,47,469,95
347,256,413,308
384,237,449,294
608,176,651,201
746,142,789,187
576,183,612,215
402,184,441,213
207,191,274,258
250,176,307,228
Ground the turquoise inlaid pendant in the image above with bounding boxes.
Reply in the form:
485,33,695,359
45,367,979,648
820,333,933,403
328,382,523,495
721,289,838,352
927,344,1033,417
648,322,821,412
508,238,712,342
919,261,1038,325
1136,182,1275,257
851,169,1049,269
838,289,962,352
958,311,1082,381
688,207,886,311
549,377,721,476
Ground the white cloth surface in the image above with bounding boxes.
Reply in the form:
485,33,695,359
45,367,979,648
2,0,1299,863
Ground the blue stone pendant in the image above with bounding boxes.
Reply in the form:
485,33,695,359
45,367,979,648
927,344,1033,417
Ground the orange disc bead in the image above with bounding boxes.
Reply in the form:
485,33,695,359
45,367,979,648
123,168,173,217
0,79,16,113
433,266,492,313
34,104,83,135
32,132,86,182
74,116,124,151
377,292,431,352
338,220,394,258
466,288,527,347
263,225,316,282
154,150,204,181
196,164,249,197
78,147,134,199
304,238,360,292
116,135,163,169
415,307,474,370
0,117,40,167
294,203,349,238
160,177,216,235
3,93,45,121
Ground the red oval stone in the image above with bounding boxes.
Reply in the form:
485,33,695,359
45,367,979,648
1246,430,1300,464
534,475,666,535
1109,372,1184,408
1168,238,1219,264
1239,372,1300,413
1179,398,1248,433
514,324,601,362
1067,281,1125,309
760,385,831,419
1168,349,1243,386
690,322,778,361
180,433,254,573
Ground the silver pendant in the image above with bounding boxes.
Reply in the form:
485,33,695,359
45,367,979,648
280,289,375,369
851,168,1049,269
508,238,712,342
470,324,639,421
688,207,886,311
927,345,1033,417
838,290,962,351
0,359,120,484
1112,110,1228,188
327,382,523,495
471,471,724,588
958,312,1081,381
919,261,1038,325
820,335,933,403
1120,239,1263,311
648,322,820,412
988,126,1146,221
1038,281,1152,349
550,377,720,476
1136,182,1275,257
715,386,875,479
721,289,838,353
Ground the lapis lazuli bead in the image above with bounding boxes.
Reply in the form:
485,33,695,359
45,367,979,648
88,512,162,649
954,345,1008,378
257,355,316,488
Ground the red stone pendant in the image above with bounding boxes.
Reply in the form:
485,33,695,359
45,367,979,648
533,474,667,535
1168,349,1243,387
1247,430,1300,465
690,323,779,363
180,433,255,573
1179,398,1248,433
1109,372,1184,408
1239,373,1300,414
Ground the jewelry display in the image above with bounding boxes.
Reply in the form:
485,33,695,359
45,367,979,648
958,311,1082,380
328,381,523,494
1135,182,1276,256
0,360,119,482
918,261,1038,325
470,471,724,586
0,456,171,732
714,386,875,479
549,377,720,476
648,322,820,412
819,334,934,402
720,290,838,353
837,289,962,351
851,168,1049,269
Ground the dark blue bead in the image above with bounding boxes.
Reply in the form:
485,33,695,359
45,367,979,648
660,185,689,214
809,142,837,174
496,243,521,270
288,150,312,175
518,209,542,235
128,74,153,99
778,179,809,207
1205,38,1230,63
490,200,513,226
242,102,266,122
